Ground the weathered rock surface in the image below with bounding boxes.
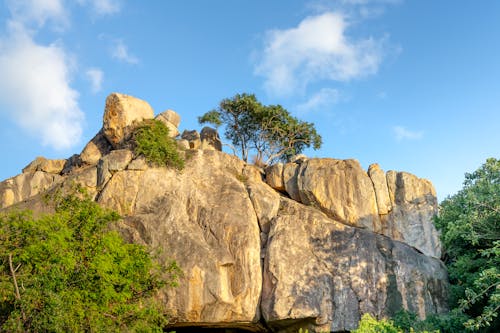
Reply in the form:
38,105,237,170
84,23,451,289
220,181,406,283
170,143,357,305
368,163,392,216
181,130,201,149
103,93,154,147
157,109,181,127
22,157,67,174
262,198,448,332
265,163,285,192
80,129,112,165
279,159,441,258
385,171,442,258
0,171,62,209
155,111,180,138
297,158,380,230
105,151,262,329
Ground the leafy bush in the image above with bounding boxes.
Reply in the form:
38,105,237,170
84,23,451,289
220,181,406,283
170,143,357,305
353,313,443,333
352,314,401,333
133,119,185,170
0,192,181,332
393,310,468,333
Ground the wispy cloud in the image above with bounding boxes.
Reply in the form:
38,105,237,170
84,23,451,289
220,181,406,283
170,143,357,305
393,126,423,141
77,0,122,16
0,24,83,149
296,88,341,113
85,68,104,93
6,0,69,29
254,11,385,97
111,39,139,64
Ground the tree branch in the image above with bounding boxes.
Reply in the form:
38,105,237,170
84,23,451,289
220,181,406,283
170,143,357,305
9,253,26,322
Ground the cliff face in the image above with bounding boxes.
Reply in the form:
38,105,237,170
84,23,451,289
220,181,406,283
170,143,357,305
0,93,448,332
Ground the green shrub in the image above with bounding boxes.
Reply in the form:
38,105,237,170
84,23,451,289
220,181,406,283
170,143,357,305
353,314,401,333
133,119,184,170
0,193,181,332
393,310,468,333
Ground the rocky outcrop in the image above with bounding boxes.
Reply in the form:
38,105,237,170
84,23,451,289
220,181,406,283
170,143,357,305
103,92,155,147
0,93,448,332
266,158,441,258
22,156,67,174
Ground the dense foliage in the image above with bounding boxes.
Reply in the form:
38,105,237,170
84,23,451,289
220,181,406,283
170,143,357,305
199,93,322,164
434,158,500,332
392,309,468,333
133,119,185,170
0,192,181,332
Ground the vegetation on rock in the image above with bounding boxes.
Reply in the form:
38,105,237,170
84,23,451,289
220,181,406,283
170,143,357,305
353,313,440,333
133,119,185,170
0,191,180,332
198,93,322,164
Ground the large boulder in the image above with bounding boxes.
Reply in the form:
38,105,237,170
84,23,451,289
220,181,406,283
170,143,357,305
155,111,180,138
295,158,380,230
262,198,449,333
157,109,181,127
103,93,154,147
200,126,222,151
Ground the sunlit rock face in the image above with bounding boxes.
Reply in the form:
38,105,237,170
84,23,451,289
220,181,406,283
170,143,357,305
0,93,448,332
265,158,442,259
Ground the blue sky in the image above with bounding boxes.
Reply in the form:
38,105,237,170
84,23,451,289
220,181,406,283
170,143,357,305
0,0,499,200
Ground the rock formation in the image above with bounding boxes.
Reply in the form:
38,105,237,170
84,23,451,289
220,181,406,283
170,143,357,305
0,93,448,332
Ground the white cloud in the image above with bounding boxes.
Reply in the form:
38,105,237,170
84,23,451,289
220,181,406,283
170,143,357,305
254,11,385,96
6,0,68,29
0,25,83,150
296,88,341,112
85,68,104,93
77,0,121,15
111,39,139,64
393,126,423,141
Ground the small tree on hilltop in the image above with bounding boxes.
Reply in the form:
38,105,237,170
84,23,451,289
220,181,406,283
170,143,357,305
199,93,322,164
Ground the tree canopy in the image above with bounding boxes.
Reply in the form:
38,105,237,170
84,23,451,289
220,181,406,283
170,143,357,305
435,158,500,332
0,191,181,332
198,93,322,164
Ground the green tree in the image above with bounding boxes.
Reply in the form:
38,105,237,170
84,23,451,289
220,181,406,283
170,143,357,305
435,158,500,332
199,93,322,164
0,192,181,332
